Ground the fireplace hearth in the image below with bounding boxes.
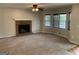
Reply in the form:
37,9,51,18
16,21,32,35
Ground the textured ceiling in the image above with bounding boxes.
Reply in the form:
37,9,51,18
0,3,74,9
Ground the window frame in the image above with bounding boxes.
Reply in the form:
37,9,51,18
53,13,67,29
43,13,70,30
53,14,60,28
44,14,52,27
67,12,71,30
59,13,67,29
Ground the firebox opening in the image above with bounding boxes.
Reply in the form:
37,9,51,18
18,24,30,33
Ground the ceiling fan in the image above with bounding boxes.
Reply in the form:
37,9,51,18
32,4,43,12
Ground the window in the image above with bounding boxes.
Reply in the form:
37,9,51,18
59,14,67,28
44,13,69,30
53,14,59,28
44,14,51,26
53,13,67,29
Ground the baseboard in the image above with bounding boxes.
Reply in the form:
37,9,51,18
69,39,79,45
53,33,69,39
40,31,69,39
0,34,16,39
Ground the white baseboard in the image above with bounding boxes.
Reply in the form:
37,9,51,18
0,34,16,39
40,31,69,39
69,39,79,45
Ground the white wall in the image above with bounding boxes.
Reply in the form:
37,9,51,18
69,4,79,45
0,8,41,38
0,9,3,37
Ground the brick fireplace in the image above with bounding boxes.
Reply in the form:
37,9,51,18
16,20,32,35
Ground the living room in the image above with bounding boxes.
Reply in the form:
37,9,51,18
0,3,79,55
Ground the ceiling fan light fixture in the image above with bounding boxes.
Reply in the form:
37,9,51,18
32,4,39,12
35,8,39,11
32,8,35,11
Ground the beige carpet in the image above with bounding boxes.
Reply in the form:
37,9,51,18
0,33,76,55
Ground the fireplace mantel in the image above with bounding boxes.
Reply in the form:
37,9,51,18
13,18,32,21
